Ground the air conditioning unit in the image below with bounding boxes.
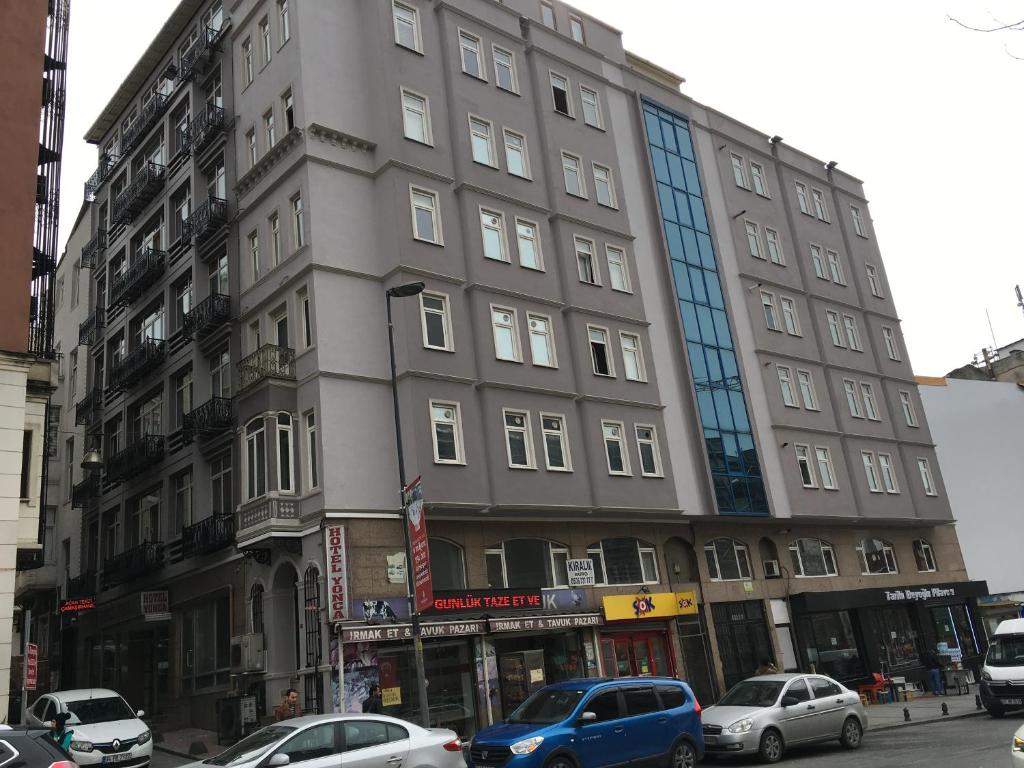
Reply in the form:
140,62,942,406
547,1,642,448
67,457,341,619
230,633,265,673
763,559,781,579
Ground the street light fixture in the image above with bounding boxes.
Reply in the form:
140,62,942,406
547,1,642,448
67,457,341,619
384,281,430,728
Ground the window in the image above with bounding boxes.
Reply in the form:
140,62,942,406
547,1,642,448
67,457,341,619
811,188,830,222
606,246,630,292
491,306,521,361
844,379,863,418
299,288,312,347
580,85,602,128
815,447,837,490
899,391,918,427
245,419,267,499
866,264,884,298
282,89,294,132
917,458,937,496
172,469,193,532
777,365,798,407
259,17,271,65
392,2,420,51
704,538,752,581
263,109,276,149
795,444,816,487
242,37,253,84
540,0,556,28
878,453,899,493
64,437,74,497
181,593,231,691
550,72,571,116
210,348,230,398
503,409,535,469
410,187,440,243
862,451,881,492
745,221,763,260
860,382,880,420
593,164,616,208
750,161,769,197
430,401,464,464
602,420,630,475
420,292,452,351
562,152,585,197
174,366,194,427
480,209,509,261
210,452,232,517
795,181,811,215
281,723,336,761
765,228,784,265
789,538,837,577
503,129,529,178
248,231,260,283
291,193,305,248
540,414,570,470
250,582,265,635
429,538,466,590
515,219,542,270
486,539,568,588
858,538,898,575
459,31,484,79
731,154,749,188
401,90,431,145
588,326,613,376
780,297,801,336
269,212,281,267
810,244,827,279
843,314,862,351
493,46,517,92
635,426,662,476
882,326,901,361
575,236,598,284
851,205,867,237
279,0,290,43
760,291,780,332
569,13,585,43
469,115,497,166
588,539,658,585
826,250,845,284
826,310,844,347
245,129,257,167
528,314,555,367
620,333,646,382
796,369,818,410
913,540,936,572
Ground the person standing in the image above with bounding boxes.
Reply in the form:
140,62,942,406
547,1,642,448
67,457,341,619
920,648,944,695
756,658,778,675
274,688,303,721
362,685,384,714
46,713,73,751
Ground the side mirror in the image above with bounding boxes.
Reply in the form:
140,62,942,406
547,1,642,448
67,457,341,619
780,696,799,708
578,711,597,724
136,710,145,719
268,755,290,768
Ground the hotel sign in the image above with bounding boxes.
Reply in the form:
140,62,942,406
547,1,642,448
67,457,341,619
325,525,349,622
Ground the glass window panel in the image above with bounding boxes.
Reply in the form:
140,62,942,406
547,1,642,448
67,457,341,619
672,260,692,301
644,112,663,147
687,265,707,304
658,184,677,222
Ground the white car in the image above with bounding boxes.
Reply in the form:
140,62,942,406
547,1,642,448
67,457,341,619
1013,721,1024,765
25,689,152,767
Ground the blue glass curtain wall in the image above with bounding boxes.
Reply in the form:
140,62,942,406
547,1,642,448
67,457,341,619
641,99,769,516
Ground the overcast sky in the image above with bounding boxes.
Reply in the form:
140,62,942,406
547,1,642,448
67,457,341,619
58,0,1024,375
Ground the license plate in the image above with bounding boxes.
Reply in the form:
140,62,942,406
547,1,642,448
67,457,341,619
102,753,135,763
1002,698,1023,706
704,736,718,745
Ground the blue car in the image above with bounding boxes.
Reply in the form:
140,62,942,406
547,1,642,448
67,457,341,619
468,677,703,768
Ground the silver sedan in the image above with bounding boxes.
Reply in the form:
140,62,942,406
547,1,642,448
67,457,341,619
700,673,867,763
186,714,464,768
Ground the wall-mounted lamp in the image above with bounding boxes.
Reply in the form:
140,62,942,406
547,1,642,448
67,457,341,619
718,144,727,151
746,281,763,292
770,135,783,144
826,160,838,170
731,209,747,220
780,442,790,448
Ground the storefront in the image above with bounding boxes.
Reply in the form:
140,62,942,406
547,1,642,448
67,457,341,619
976,592,1024,639
599,590,698,678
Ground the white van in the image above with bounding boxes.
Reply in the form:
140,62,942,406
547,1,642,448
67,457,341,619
981,617,1024,717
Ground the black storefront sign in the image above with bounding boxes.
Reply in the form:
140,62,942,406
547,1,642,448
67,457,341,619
489,614,602,633
791,581,988,613
429,588,543,614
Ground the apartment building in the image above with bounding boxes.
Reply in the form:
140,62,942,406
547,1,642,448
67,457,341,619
58,0,981,735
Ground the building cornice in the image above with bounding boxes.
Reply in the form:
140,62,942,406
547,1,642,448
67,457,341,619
235,126,305,197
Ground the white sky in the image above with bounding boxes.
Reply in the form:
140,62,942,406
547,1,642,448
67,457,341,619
58,0,1024,375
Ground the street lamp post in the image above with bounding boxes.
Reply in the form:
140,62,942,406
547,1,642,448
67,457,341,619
385,281,430,728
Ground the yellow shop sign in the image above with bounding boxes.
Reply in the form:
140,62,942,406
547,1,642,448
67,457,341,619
602,591,698,621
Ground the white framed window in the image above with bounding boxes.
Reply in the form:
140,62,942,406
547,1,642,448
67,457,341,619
561,151,585,197
574,236,599,284
765,227,784,265
246,128,257,167
780,297,801,336
259,16,272,65
731,153,749,188
777,365,798,407
704,538,752,582
469,115,497,166
810,244,827,279
515,218,543,270
862,451,881,492
917,458,937,496
569,13,585,43
913,539,936,572
491,306,521,362
602,420,631,475
248,231,260,283
540,413,571,471
410,187,441,244
580,85,602,128
866,264,884,298
811,188,830,221
851,204,867,237
593,163,617,208
606,246,630,292
815,446,837,490
826,249,846,285
588,539,658,586
430,401,465,464
750,161,769,197
826,310,845,347
540,0,556,28
305,411,318,489
878,453,899,494
459,30,485,79
299,287,312,347
420,292,453,351
760,290,780,332
796,369,818,410
276,412,295,494
278,0,291,44
401,89,432,145
858,538,898,575
480,208,509,262
789,538,838,577
795,444,816,488
634,425,663,477
392,2,421,52
269,211,281,267
795,181,811,215
745,221,764,260
291,193,305,248
503,409,536,469
245,418,267,499
860,382,880,421
527,313,556,367
503,128,530,178
588,325,613,376
844,380,863,418
242,36,253,85
843,314,862,351
899,390,918,427
263,109,276,149
550,71,572,116
882,326,901,361
620,332,646,382
492,45,518,92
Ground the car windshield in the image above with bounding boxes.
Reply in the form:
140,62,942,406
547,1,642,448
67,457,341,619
508,689,585,724
64,697,136,724
717,680,785,708
987,635,1024,667
205,727,295,766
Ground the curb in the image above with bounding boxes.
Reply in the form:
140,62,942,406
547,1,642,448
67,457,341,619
869,708,987,733
155,744,201,761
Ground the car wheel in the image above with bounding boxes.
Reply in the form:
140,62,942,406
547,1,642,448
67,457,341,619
545,757,576,768
839,716,863,749
758,729,784,764
986,706,1005,719
670,740,697,768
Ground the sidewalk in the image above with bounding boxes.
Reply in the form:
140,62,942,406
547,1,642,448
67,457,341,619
155,727,221,761
865,683,987,731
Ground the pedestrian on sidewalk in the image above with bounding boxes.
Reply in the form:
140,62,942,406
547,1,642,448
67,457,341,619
362,685,384,714
274,688,303,721
46,712,73,750
920,648,944,695
756,657,778,675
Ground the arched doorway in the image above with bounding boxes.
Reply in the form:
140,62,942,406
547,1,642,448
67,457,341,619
267,561,300,697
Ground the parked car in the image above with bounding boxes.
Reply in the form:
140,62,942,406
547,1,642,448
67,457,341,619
700,674,866,763
467,677,703,768
24,688,152,768
1013,721,1024,766
981,618,1024,717
190,713,463,768
0,729,76,768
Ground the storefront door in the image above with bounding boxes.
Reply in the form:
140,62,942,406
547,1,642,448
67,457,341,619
711,601,774,691
601,631,672,677
677,610,718,705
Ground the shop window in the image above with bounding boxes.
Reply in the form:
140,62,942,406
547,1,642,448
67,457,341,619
913,539,937,572
428,538,466,589
486,538,568,588
930,605,978,660
788,538,838,577
587,538,658,585
870,606,919,669
181,592,231,691
857,537,898,575
796,611,864,681
704,538,752,581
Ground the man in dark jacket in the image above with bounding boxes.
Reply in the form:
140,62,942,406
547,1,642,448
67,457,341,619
920,648,944,695
362,685,384,714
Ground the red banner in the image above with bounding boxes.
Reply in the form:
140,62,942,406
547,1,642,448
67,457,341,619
25,643,38,691
325,525,349,622
404,476,433,613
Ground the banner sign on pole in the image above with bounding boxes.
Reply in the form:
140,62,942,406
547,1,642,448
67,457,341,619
404,476,433,613
325,524,349,622
25,643,38,691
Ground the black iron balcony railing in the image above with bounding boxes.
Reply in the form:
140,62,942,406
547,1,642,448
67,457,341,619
182,514,235,559
81,229,107,268
109,339,165,392
27,323,57,359
182,397,234,442
238,344,296,391
111,161,167,227
84,154,119,201
74,387,104,427
121,94,169,156
182,293,230,340
188,103,226,154
105,434,165,484
179,25,220,82
108,248,165,309
66,570,97,599
71,473,100,510
182,197,227,245
78,306,105,346
103,541,164,586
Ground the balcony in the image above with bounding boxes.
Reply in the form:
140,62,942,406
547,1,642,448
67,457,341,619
238,344,296,392
182,293,230,340
188,103,227,154
236,497,301,545
71,473,101,510
111,161,166,227
182,197,227,245
105,434,164,484
78,306,105,346
109,340,166,392
84,154,119,201
121,94,169,155
81,229,107,268
109,248,165,309
74,388,103,427
179,26,221,82
103,541,164,586
66,570,98,599
182,514,235,559
183,397,234,442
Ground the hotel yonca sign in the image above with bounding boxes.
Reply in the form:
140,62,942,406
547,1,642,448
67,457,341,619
325,524,349,622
